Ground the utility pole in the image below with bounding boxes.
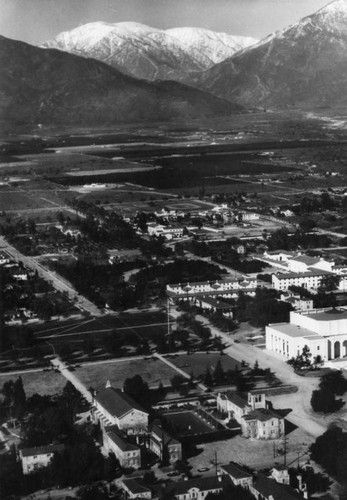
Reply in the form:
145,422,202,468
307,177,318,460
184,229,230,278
283,435,288,467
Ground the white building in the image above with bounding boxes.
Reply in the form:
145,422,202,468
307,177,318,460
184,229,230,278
167,277,257,301
93,382,149,435
103,429,141,469
19,444,65,474
266,307,347,361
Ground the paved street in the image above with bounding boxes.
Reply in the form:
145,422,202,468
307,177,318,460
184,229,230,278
0,235,102,317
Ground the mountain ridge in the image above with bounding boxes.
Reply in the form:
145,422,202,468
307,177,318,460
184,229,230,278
182,0,347,109
0,34,243,126
42,22,257,81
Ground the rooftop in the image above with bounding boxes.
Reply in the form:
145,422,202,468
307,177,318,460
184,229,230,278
221,462,252,480
273,269,332,280
253,474,303,500
243,408,282,423
158,475,230,497
95,386,148,419
106,430,139,452
267,323,320,339
223,392,248,409
122,479,151,495
20,444,65,458
304,308,347,322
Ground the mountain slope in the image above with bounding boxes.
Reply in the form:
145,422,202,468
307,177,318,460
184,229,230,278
188,0,347,109
0,35,243,126
42,22,257,81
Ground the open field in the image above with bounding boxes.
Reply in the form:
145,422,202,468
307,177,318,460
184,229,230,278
188,424,314,471
74,356,178,390
169,353,240,378
0,369,66,397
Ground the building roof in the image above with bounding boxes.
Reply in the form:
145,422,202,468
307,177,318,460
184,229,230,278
290,255,321,266
273,269,332,280
95,386,148,419
150,422,180,446
243,408,282,423
20,444,65,458
122,479,151,495
158,475,230,497
223,392,248,409
106,430,139,453
221,463,252,480
267,322,320,339
252,474,303,500
198,297,233,309
305,308,347,322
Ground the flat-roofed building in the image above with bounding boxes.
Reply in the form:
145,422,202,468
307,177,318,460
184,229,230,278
266,307,347,361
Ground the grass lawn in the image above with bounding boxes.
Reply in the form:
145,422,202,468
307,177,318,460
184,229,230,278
0,369,66,397
74,357,178,391
170,352,240,378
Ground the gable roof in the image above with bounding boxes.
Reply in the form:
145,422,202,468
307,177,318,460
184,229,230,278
122,478,152,495
158,475,230,497
253,474,303,500
221,463,252,480
224,392,248,409
150,422,180,446
95,386,148,419
20,444,65,458
106,430,140,453
243,408,283,423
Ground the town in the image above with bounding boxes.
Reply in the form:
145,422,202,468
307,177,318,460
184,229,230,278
1,121,347,500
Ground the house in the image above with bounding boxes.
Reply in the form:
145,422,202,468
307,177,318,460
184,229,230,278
149,421,182,464
103,428,141,469
280,292,313,311
19,444,65,474
121,478,152,499
157,475,230,500
220,462,253,487
195,297,233,317
266,307,347,362
269,465,290,485
217,391,284,440
250,474,304,500
93,381,149,435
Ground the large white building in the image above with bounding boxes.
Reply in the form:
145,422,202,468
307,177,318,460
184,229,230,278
166,277,257,301
266,308,347,361
261,250,347,292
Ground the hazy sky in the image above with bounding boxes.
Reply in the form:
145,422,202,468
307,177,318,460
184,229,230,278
0,0,330,45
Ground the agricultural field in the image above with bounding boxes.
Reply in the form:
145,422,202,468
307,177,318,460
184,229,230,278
74,356,177,390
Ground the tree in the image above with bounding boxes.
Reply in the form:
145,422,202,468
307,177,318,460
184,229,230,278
319,275,341,292
310,425,347,486
311,388,344,413
204,368,213,387
319,371,347,396
213,360,225,385
123,375,151,408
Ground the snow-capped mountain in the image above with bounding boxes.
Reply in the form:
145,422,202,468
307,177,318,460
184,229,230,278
186,0,347,109
42,22,257,81
0,35,242,126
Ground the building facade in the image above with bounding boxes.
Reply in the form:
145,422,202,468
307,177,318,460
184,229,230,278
266,307,347,361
